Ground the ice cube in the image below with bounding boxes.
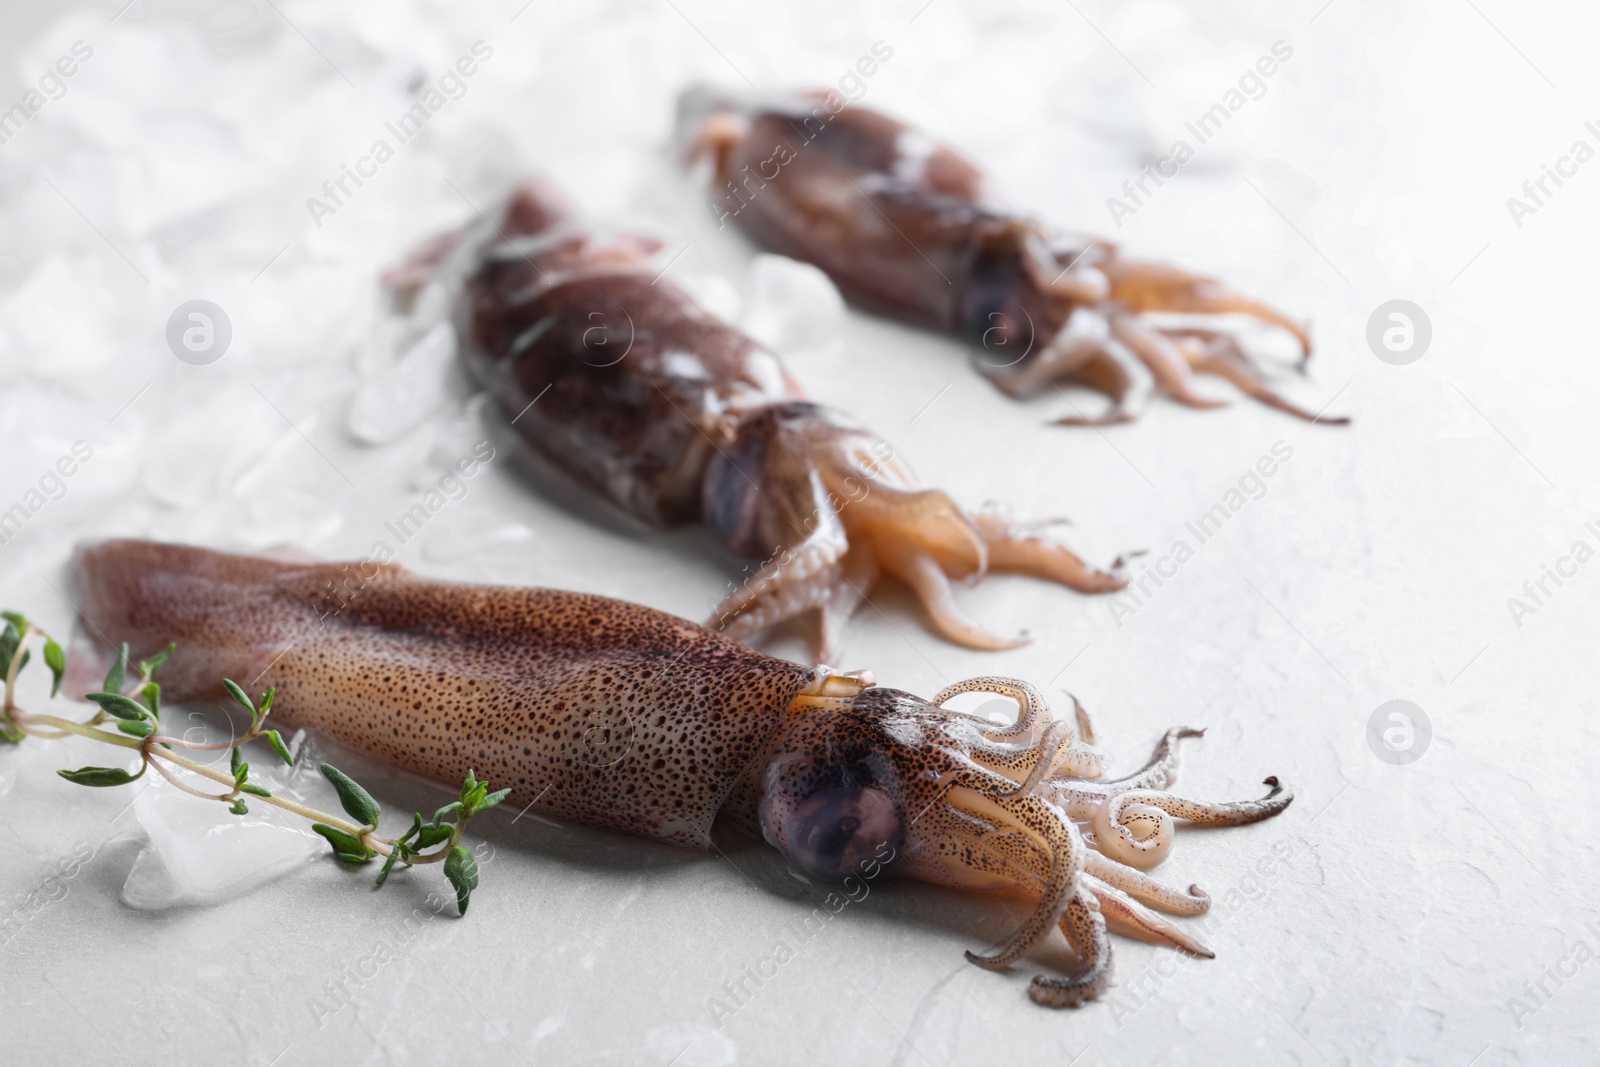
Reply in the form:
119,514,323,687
741,253,845,355
0,382,141,507
122,769,319,910
675,270,743,326
348,312,461,445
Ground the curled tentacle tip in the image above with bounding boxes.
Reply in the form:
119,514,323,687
1262,777,1293,804
1027,974,1108,1009
1109,550,1147,576
1188,884,1210,902
964,948,1007,972
1084,568,1129,595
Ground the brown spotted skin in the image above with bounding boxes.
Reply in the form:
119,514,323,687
692,91,1075,352
683,89,1337,427
73,539,813,849
452,186,797,528
71,540,1292,1009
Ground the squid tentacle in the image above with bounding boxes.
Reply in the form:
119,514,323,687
1109,312,1230,412
981,306,1153,425
971,510,1127,594
992,719,1077,799
930,676,1052,739
1100,255,1313,357
707,482,849,622
886,550,1028,651
1084,852,1210,916
1067,693,1096,747
1043,726,1206,812
1088,800,1173,870
1096,726,1206,791
1090,778,1292,870
964,796,1085,971
816,550,879,668
1049,340,1154,427
702,406,1123,656
1111,777,1292,825
709,528,848,642
685,91,1343,426
930,677,1106,781
1029,889,1113,1008
1166,328,1350,425
1083,873,1214,957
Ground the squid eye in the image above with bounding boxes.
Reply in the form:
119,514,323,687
772,785,902,883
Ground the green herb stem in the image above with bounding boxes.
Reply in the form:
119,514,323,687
3,619,480,906
13,706,390,851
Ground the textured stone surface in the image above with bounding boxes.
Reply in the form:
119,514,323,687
0,1,1595,1064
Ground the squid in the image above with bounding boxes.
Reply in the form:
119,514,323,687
385,178,1126,664
73,539,1292,1007
679,87,1348,426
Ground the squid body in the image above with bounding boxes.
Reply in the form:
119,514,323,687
388,178,1126,662
680,87,1348,426
73,539,1291,1008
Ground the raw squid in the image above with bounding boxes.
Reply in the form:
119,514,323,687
386,177,1126,664
73,539,1292,1007
679,87,1347,426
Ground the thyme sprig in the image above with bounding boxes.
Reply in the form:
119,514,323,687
0,613,500,915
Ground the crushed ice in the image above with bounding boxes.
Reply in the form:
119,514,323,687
122,729,322,910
